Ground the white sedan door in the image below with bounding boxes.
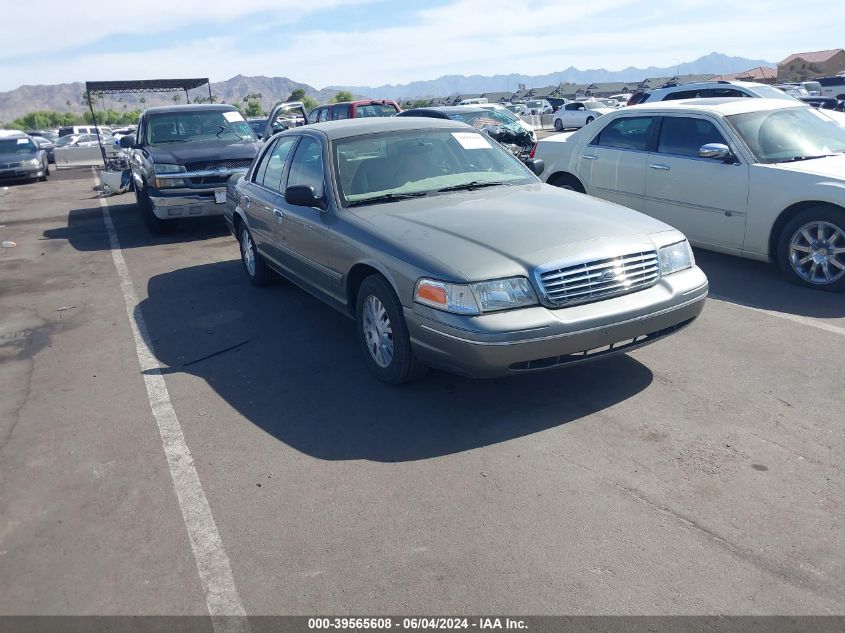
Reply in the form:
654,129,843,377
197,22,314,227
576,115,658,211
644,115,749,253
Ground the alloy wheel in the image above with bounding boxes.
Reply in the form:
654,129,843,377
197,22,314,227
241,229,256,277
362,295,393,368
789,220,845,285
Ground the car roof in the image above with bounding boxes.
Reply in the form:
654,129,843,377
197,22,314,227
329,100,398,106
0,130,28,139
143,104,237,115
299,117,472,140
624,97,807,116
648,80,769,93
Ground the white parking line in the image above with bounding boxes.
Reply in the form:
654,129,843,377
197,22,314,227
709,294,845,337
93,171,250,632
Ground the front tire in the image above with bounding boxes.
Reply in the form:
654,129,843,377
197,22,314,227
777,205,845,291
355,275,428,385
554,118,563,131
137,183,177,235
39,160,49,181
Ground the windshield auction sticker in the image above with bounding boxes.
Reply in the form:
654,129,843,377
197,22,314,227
223,111,246,123
452,132,492,149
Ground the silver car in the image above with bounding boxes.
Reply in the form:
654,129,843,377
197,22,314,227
225,118,707,383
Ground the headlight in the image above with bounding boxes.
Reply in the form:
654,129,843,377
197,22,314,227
659,240,694,275
471,277,537,312
154,163,186,188
22,158,41,167
414,276,537,315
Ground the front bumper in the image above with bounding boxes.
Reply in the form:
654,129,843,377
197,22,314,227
405,266,708,378
148,187,227,219
0,165,43,180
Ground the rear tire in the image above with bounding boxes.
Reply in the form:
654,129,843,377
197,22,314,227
137,183,177,235
554,118,564,131
548,173,586,193
238,223,273,287
355,275,428,385
777,205,845,292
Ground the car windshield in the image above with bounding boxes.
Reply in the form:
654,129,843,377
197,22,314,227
446,109,520,129
748,84,800,101
145,110,256,145
54,135,78,147
728,106,845,163
0,138,36,154
333,129,534,205
479,106,521,124
356,103,399,117
248,119,267,135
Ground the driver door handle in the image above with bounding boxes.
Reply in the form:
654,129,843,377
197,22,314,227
241,195,251,208
273,208,284,223
581,154,598,160
649,163,670,170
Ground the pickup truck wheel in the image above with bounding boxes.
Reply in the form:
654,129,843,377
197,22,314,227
554,119,564,131
238,224,273,287
356,275,428,385
777,205,845,291
137,184,177,235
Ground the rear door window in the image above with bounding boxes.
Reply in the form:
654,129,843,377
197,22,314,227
260,137,297,191
355,104,399,117
591,116,656,151
286,137,325,198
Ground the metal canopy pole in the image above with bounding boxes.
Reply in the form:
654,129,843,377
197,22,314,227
87,87,108,168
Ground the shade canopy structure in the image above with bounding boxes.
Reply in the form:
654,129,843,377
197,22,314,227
84,78,212,165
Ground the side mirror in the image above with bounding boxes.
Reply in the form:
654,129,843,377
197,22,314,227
285,185,326,210
699,143,731,161
525,158,545,176
119,135,135,148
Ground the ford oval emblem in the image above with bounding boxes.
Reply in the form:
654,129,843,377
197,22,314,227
601,270,617,281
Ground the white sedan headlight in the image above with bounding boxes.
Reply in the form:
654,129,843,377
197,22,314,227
22,158,41,167
659,240,694,275
414,277,537,315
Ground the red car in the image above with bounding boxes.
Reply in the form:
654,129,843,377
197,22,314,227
307,100,401,122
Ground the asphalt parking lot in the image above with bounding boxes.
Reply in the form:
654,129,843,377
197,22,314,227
1,168,844,616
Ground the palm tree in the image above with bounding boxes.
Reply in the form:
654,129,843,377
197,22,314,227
172,94,181,104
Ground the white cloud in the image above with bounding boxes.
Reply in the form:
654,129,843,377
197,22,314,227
1,0,844,93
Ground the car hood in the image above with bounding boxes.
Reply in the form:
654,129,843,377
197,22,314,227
767,153,845,178
352,183,675,281
147,139,261,165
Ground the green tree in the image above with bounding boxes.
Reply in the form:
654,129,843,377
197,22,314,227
410,99,431,108
244,100,263,117
331,90,354,103
287,88,306,102
172,94,182,105
302,96,319,111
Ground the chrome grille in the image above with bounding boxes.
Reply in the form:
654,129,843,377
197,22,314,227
538,250,659,306
0,161,21,169
185,159,253,172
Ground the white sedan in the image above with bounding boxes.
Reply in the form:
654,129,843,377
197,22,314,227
552,101,615,131
534,98,845,290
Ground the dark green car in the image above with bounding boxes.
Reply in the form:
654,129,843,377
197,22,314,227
225,118,707,383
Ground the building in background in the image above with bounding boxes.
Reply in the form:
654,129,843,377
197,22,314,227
778,49,845,81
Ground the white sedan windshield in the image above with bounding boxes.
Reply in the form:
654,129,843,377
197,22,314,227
728,107,845,163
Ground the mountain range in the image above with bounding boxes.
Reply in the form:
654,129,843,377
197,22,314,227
0,52,773,123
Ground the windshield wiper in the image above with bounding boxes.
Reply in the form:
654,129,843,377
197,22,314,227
218,125,245,140
155,138,189,144
437,180,507,192
777,154,838,163
347,192,428,207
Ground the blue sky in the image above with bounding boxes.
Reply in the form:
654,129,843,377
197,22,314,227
1,0,843,92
